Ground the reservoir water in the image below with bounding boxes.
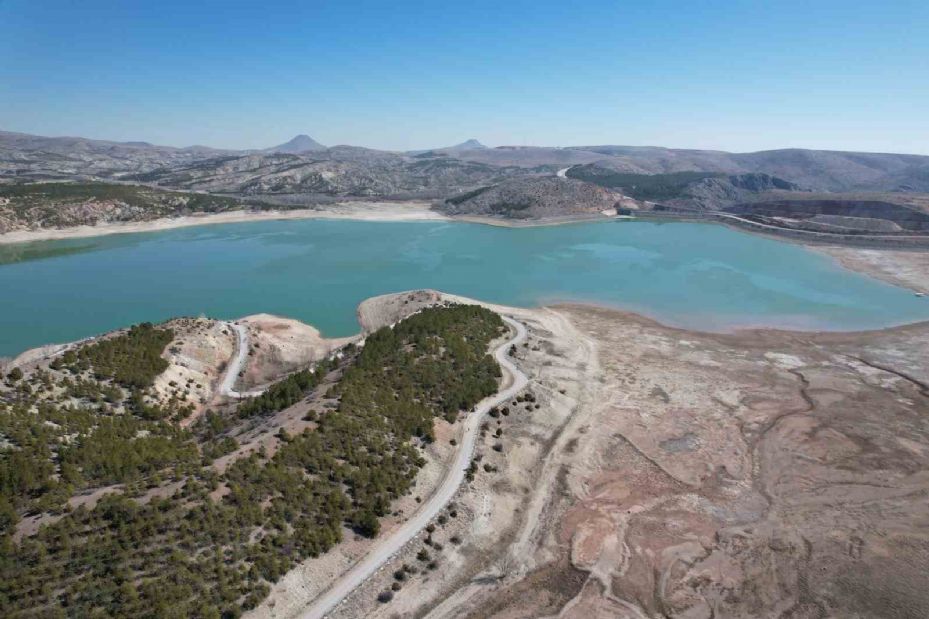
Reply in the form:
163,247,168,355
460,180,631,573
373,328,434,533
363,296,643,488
1,218,927,357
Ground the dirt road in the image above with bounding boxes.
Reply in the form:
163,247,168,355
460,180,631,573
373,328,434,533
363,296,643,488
297,315,528,619
218,322,263,398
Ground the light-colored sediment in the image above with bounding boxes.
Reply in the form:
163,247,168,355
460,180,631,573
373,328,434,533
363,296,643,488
5,341,81,372
0,200,625,244
245,287,929,619
236,314,356,391
814,244,929,294
356,304,929,619
447,212,617,228
0,201,448,244
153,317,236,423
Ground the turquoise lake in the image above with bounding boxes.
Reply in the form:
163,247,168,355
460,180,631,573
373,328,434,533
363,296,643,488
1,218,928,357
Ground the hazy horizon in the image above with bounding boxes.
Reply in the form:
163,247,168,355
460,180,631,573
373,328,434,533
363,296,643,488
2,0,928,154
8,127,929,158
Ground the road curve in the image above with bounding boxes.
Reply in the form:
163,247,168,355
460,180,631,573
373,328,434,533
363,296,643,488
298,315,529,619
219,322,263,399
556,166,571,178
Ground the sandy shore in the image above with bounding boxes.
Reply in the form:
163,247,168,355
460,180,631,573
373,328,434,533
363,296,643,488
0,201,450,245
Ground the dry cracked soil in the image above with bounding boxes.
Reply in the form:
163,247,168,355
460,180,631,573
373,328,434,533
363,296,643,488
331,291,929,619
425,306,929,619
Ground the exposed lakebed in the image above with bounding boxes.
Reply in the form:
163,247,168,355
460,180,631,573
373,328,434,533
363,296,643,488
1,218,927,357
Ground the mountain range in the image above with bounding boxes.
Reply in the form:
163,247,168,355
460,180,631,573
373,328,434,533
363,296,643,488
3,130,928,193
2,130,929,225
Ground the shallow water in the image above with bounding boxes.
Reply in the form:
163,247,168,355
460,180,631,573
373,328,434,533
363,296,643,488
1,218,927,356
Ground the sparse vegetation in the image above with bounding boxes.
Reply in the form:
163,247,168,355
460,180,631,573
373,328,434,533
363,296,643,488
0,182,245,233
235,360,334,418
566,167,724,201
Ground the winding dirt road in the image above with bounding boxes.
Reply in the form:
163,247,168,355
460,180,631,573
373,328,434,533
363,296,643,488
219,322,263,399
297,315,528,619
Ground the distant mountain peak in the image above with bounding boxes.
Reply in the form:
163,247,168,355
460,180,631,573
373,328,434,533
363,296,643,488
445,139,487,151
266,134,327,153
407,139,489,156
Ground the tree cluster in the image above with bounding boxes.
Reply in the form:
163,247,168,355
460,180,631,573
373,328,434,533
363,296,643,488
0,306,505,617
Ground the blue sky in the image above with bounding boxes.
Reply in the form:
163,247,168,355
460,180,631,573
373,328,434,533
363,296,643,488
1,0,927,153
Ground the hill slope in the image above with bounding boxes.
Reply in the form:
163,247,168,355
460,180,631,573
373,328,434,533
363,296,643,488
3,131,929,218
0,130,232,180
569,145,929,192
131,150,525,199
0,182,244,233
441,177,621,219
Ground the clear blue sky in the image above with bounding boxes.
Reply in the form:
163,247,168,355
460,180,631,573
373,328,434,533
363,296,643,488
2,0,927,153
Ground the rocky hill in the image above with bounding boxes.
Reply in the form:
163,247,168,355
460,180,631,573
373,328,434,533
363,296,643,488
566,166,801,207
567,146,929,192
0,130,232,180
440,177,622,219
130,149,525,199
0,182,244,233
671,173,801,209
5,130,929,194
0,305,506,617
3,130,929,228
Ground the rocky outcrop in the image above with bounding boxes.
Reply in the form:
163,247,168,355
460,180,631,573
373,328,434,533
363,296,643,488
440,176,621,219
674,173,802,209
131,150,523,199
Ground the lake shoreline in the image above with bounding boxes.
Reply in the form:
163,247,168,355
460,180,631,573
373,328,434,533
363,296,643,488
6,204,929,297
0,202,633,245
0,201,450,245
3,209,928,358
